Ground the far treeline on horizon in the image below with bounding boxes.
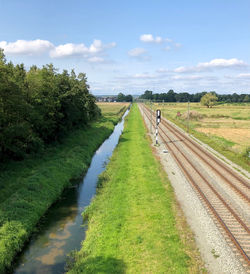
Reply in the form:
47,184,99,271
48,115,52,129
97,90,250,103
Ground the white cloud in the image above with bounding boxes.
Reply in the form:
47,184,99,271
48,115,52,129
172,75,202,80
140,34,166,43
236,73,250,79
0,39,53,55
89,40,103,53
174,58,247,73
51,39,116,58
50,43,88,58
128,47,146,57
87,56,105,63
156,68,169,73
0,39,116,61
133,73,155,79
174,43,182,48
140,34,154,43
163,46,171,51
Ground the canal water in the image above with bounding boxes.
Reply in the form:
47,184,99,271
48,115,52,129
13,108,130,274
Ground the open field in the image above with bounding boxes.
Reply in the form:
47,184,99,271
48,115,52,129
150,102,250,171
0,104,128,273
97,102,130,116
69,104,204,273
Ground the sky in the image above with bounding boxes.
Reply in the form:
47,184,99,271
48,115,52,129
0,0,250,95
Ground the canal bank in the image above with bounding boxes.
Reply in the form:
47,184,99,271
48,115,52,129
12,107,130,273
0,105,128,273
68,104,204,273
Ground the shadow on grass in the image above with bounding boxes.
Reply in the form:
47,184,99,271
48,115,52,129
74,256,126,273
118,137,128,143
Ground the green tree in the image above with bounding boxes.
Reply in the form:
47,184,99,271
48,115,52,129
200,92,218,108
125,95,133,102
0,48,101,161
117,93,126,102
243,95,250,102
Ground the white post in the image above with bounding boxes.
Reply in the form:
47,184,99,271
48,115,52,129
155,109,161,145
187,101,190,134
156,125,158,145
150,100,152,133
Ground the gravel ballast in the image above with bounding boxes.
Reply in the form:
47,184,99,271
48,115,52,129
139,104,247,274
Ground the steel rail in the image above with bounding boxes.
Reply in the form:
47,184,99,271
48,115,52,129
143,103,250,203
144,105,250,203
145,104,250,190
140,104,250,265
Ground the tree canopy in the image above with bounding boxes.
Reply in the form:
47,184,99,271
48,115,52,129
139,89,250,103
200,92,218,108
117,92,133,102
0,50,100,161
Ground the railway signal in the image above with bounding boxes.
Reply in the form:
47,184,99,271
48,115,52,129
155,109,161,145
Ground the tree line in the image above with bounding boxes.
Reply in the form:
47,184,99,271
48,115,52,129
117,92,133,102
0,50,100,161
139,90,250,103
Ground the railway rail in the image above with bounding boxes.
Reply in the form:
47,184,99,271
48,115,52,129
140,103,250,269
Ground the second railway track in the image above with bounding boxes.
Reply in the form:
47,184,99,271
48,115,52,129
140,103,250,270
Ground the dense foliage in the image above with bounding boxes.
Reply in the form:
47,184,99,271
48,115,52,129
0,50,100,161
139,89,250,103
200,92,218,108
117,92,133,102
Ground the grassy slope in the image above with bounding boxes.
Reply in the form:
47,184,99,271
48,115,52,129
69,104,203,273
0,106,127,273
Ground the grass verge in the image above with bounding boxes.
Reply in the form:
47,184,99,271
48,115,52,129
0,107,127,273
68,104,204,273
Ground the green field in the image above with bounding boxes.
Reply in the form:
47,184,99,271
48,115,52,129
150,102,250,172
69,104,204,273
0,103,128,273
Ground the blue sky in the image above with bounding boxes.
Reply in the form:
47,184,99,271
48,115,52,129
1,0,250,95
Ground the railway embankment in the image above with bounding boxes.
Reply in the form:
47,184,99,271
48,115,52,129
140,103,249,273
69,104,204,273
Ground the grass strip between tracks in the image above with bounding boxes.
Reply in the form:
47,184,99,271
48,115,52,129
69,104,204,273
0,106,127,273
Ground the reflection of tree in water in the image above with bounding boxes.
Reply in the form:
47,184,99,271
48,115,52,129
38,185,80,234
13,185,80,272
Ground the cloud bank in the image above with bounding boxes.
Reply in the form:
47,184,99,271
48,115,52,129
0,39,116,63
174,58,246,73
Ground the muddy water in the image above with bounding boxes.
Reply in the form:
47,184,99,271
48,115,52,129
13,108,130,274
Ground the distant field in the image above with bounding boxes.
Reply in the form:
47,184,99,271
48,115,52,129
150,102,250,170
97,102,130,116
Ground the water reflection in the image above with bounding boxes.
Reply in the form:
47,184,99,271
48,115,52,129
13,108,130,274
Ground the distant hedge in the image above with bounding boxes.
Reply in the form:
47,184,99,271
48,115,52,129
139,90,250,103
0,49,100,161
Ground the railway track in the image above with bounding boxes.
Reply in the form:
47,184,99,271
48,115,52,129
140,103,250,270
